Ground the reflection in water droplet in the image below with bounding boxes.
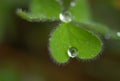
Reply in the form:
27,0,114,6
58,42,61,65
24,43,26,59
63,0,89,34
70,1,76,7
117,32,120,37
67,47,78,58
59,12,72,23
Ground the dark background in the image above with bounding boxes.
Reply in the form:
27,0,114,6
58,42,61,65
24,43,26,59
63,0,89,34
0,0,120,81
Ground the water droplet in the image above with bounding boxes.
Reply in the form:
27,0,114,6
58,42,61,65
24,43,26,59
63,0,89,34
70,1,76,7
117,32,120,37
59,12,72,23
67,47,78,58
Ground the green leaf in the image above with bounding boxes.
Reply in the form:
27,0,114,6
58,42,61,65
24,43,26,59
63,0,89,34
49,23,102,63
70,0,92,22
17,9,36,22
17,0,61,21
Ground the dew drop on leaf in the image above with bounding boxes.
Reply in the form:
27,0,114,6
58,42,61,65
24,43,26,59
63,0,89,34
59,12,72,23
67,47,78,58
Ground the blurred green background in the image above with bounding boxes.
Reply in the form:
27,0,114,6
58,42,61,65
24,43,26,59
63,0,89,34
0,0,120,81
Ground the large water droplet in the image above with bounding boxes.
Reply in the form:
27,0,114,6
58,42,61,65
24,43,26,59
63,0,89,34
67,47,78,58
117,32,120,37
59,12,72,23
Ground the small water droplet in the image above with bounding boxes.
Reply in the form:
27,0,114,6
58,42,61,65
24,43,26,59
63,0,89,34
67,47,78,58
59,12,72,23
70,1,76,7
117,32,120,37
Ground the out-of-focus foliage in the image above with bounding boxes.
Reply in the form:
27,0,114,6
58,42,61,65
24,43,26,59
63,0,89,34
0,0,29,43
0,66,19,81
